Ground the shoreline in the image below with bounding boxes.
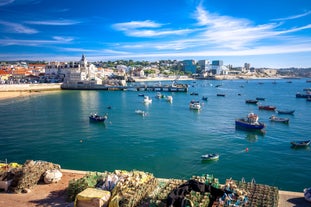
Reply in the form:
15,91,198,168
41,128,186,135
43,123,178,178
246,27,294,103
0,76,296,100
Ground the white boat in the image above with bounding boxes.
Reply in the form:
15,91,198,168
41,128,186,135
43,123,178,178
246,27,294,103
143,96,152,104
166,95,173,103
189,100,201,110
135,110,147,116
269,115,289,124
201,153,219,161
155,92,164,99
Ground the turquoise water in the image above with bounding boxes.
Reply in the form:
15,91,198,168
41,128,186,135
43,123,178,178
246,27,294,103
0,79,310,192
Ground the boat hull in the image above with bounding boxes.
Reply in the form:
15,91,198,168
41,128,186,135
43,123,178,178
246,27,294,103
235,119,265,130
201,154,219,161
291,140,310,148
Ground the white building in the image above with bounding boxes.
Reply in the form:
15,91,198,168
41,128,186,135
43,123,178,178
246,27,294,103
63,54,101,85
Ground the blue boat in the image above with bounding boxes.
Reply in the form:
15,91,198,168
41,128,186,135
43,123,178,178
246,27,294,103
235,113,265,130
89,113,108,122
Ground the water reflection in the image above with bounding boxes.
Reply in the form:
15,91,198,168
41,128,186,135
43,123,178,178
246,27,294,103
245,131,265,142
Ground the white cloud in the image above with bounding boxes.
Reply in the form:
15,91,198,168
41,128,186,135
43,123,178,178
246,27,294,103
0,21,38,34
52,36,74,42
113,20,162,30
112,20,193,37
272,11,311,21
0,0,14,6
0,37,73,46
25,19,80,26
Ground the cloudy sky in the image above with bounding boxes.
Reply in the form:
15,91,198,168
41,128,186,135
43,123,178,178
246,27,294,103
0,0,311,68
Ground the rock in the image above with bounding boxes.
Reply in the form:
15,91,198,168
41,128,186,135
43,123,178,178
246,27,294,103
43,169,63,184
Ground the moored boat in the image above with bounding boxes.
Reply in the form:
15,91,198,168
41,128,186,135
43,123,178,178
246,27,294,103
189,100,201,110
89,113,108,122
202,96,208,101
135,110,147,116
235,113,265,130
143,96,152,104
256,97,265,101
258,105,276,111
166,95,173,103
217,93,225,97
201,153,219,161
269,115,289,124
290,140,310,148
296,92,311,98
276,109,295,114
245,99,258,104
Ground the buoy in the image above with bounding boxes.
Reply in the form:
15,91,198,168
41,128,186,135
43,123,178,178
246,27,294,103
245,148,249,152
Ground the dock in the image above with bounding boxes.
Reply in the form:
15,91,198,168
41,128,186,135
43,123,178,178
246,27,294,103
61,83,189,92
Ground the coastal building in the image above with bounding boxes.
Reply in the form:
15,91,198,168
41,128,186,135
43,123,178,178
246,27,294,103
182,60,197,73
211,60,229,75
197,60,211,72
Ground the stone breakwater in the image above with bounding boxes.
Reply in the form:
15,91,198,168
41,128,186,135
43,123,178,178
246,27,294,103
0,83,62,92
0,83,62,100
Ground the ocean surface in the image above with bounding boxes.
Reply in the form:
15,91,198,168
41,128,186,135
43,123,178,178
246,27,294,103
0,79,310,192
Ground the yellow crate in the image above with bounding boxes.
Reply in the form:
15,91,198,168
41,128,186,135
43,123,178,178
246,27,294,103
75,188,111,207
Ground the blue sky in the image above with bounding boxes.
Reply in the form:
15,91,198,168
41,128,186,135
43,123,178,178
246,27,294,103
0,0,311,68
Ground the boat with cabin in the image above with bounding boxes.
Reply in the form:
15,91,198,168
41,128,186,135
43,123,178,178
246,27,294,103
143,96,152,104
89,113,108,122
235,113,265,130
189,100,201,110
201,153,219,161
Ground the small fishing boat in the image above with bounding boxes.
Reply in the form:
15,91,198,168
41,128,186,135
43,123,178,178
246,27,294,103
276,109,295,114
135,110,147,116
189,100,201,110
201,153,219,161
245,99,258,104
155,92,164,99
190,92,199,96
166,95,173,103
269,115,289,124
217,93,225,97
202,96,208,101
235,113,265,130
143,96,152,104
256,97,265,101
89,113,108,122
258,105,276,111
290,140,310,148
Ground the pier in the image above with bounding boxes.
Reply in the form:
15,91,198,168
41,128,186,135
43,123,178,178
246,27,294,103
60,83,189,92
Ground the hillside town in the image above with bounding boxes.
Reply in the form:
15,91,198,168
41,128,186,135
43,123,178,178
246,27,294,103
0,55,310,85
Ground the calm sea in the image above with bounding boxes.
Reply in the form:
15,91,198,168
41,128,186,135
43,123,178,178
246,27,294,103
0,79,310,192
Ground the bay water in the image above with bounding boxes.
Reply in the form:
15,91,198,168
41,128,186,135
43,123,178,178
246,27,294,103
0,78,310,192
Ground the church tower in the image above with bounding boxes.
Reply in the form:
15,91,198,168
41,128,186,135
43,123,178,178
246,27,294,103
80,54,87,68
